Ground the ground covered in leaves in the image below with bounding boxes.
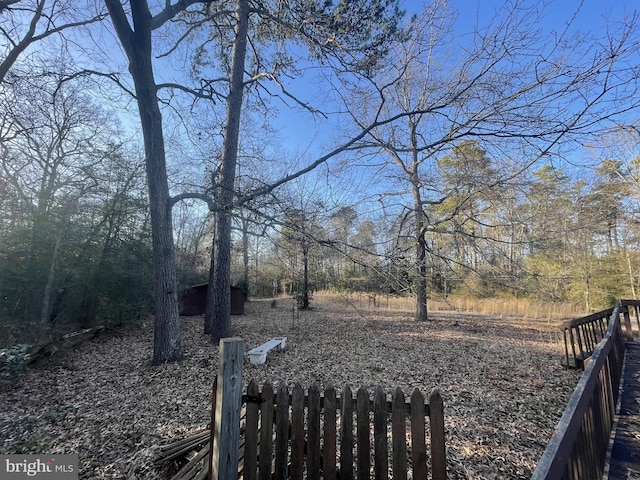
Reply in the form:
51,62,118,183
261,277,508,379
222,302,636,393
0,294,582,479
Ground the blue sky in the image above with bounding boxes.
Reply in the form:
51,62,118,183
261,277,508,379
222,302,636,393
446,0,633,34
253,0,640,221
274,0,638,157
95,0,637,170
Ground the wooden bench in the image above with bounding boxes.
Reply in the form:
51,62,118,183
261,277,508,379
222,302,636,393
248,337,287,365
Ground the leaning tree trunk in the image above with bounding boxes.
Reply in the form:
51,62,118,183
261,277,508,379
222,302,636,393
211,0,250,341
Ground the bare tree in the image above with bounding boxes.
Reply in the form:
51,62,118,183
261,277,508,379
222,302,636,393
0,71,118,331
183,0,406,340
0,0,106,83
104,0,211,364
340,0,640,320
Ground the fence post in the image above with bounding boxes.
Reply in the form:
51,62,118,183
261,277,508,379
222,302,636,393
622,306,633,340
210,337,244,480
207,377,217,480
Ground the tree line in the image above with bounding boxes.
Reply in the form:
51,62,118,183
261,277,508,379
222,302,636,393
245,144,640,315
1,0,640,363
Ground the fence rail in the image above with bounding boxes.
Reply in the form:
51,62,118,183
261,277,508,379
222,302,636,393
532,301,628,480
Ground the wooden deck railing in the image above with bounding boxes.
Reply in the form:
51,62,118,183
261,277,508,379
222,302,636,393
561,300,640,369
620,299,640,340
561,308,614,369
531,301,627,480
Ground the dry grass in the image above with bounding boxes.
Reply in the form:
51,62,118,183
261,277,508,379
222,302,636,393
315,291,583,322
0,294,582,479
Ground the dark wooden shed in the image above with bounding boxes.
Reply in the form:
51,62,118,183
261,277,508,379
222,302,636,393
179,283,245,316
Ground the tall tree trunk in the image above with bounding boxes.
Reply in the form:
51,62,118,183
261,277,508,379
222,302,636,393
204,226,216,334
415,208,428,322
410,121,428,322
133,31,182,365
105,0,182,364
584,273,591,313
301,244,310,309
211,0,249,341
242,212,250,297
627,251,637,299
40,200,74,329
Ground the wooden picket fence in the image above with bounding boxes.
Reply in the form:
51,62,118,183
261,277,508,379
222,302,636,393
159,381,446,480
240,380,446,480
161,338,447,480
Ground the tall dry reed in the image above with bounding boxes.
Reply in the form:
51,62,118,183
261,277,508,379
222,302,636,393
310,291,582,321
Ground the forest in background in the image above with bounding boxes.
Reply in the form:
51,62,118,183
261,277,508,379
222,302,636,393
1,0,640,352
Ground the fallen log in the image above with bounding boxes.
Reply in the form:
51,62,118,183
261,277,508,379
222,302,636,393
27,326,105,364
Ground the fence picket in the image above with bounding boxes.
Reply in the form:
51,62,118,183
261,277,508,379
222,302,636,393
244,379,259,480
274,382,289,480
411,388,428,480
257,382,273,480
341,385,354,480
290,383,305,480
392,387,407,480
430,388,447,480
356,387,370,480
307,384,321,480
324,385,338,480
373,387,388,480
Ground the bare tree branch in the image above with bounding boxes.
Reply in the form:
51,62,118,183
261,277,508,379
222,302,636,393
169,192,214,211
0,1,108,83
